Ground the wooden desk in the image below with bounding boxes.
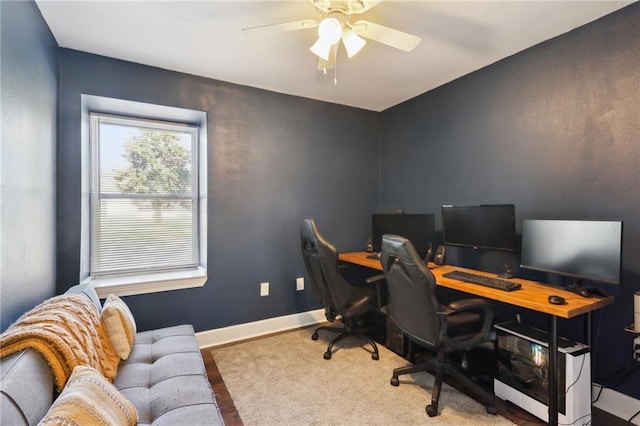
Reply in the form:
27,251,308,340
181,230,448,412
339,251,613,319
339,251,614,425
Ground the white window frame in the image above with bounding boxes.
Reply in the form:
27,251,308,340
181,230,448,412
80,95,207,298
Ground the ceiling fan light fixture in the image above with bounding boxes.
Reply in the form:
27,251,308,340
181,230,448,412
317,17,342,46
310,38,332,61
342,29,366,58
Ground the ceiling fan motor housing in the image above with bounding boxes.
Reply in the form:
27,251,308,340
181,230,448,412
348,1,365,13
313,0,368,17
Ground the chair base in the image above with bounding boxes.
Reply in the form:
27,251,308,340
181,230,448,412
390,351,496,417
312,324,379,361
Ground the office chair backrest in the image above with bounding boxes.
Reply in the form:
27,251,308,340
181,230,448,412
381,234,441,348
300,218,354,317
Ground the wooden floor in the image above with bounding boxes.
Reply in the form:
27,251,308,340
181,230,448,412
200,347,627,426
201,348,243,425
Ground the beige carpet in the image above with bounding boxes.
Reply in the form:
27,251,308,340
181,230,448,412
211,327,514,425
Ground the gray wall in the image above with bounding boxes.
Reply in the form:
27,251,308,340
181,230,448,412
57,50,380,332
0,1,58,331
379,3,640,399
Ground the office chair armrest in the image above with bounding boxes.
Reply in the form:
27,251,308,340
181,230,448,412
437,298,495,350
447,298,493,312
365,274,385,285
365,274,387,308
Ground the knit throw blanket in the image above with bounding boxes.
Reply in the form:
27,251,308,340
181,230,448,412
0,294,120,392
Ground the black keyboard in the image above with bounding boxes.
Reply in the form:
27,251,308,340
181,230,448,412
443,270,522,292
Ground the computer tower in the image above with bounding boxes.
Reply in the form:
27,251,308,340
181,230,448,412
493,322,591,424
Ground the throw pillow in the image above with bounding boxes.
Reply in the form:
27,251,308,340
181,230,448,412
38,365,138,426
100,294,137,360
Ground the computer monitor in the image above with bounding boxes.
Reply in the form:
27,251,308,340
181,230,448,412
520,219,622,287
441,204,517,251
371,213,435,259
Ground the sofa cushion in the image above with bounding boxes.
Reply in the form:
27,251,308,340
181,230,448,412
101,294,137,360
113,325,223,426
39,365,137,426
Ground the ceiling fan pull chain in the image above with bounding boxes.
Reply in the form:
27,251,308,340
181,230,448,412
334,45,338,85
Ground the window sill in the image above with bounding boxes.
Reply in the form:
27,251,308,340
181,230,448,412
83,268,207,298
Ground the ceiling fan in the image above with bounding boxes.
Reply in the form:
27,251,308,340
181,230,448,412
242,0,421,71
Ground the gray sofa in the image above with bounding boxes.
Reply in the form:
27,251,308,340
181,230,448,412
0,284,224,425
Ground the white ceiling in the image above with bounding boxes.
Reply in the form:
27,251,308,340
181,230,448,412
36,0,633,112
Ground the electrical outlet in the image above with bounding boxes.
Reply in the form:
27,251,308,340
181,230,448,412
296,277,304,291
260,282,269,297
634,337,640,362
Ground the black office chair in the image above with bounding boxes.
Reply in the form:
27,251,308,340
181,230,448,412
380,234,497,417
300,218,382,360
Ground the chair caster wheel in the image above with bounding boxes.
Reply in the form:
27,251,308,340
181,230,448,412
426,405,438,417
486,406,497,415
323,351,332,360
390,376,399,386
311,332,319,341
372,353,379,360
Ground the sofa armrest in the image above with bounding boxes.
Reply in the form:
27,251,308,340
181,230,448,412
65,283,102,312
0,349,54,425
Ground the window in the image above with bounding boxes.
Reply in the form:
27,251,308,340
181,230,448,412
81,96,207,297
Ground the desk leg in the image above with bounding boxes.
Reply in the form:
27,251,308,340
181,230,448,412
549,316,559,425
584,312,593,404
584,312,592,348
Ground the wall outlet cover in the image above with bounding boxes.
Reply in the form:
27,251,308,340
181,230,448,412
260,282,269,296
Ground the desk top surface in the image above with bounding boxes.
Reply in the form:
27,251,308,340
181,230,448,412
339,251,614,319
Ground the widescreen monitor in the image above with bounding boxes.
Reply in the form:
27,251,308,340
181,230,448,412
371,213,435,259
441,204,517,251
520,219,622,286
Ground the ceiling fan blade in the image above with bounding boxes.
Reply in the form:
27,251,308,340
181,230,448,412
352,20,421,52
242,19,318,36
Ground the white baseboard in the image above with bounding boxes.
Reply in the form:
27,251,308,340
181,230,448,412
592,384,640,425
195,308,326,349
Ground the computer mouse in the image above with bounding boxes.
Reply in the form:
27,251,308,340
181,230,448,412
548,295,566,305
574,287,591,297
